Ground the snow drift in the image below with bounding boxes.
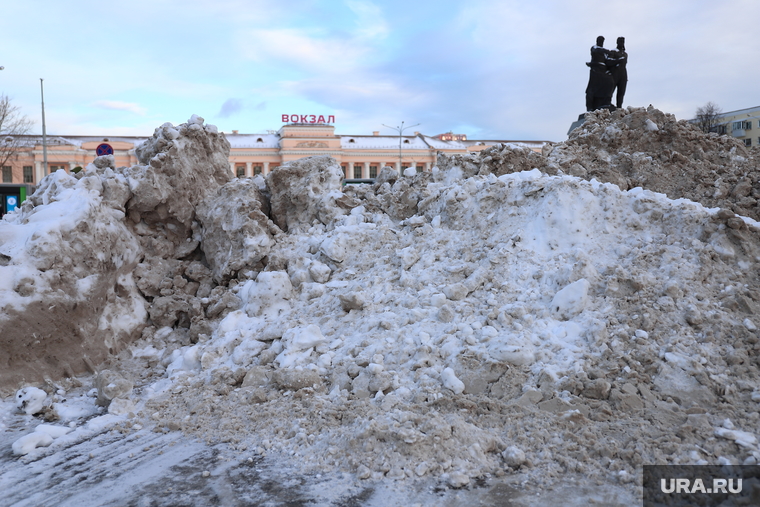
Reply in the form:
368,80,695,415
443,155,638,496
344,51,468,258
0,115,230,391
2,109,760,491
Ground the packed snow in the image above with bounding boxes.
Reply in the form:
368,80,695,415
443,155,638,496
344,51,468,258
2,108,760,505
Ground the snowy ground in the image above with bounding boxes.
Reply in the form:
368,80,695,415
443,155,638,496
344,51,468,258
0,389,637,507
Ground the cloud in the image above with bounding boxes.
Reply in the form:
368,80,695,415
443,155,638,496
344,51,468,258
92,100,147,116
218,98,244,118
345,0,388,40
234,1,388,75
235,28,369,73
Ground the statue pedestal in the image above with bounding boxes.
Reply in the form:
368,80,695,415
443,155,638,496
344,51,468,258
568,114,586,135
568,105,617,136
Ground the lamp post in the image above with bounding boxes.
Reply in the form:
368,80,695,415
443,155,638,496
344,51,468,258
382,121,420,172
40,79,47,175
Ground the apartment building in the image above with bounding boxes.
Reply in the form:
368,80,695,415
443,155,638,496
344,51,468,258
694,105,760,147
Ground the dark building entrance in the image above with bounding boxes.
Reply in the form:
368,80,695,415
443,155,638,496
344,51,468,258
0,184,34,219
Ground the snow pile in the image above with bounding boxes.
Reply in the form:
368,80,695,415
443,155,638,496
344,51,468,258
0,115,230,392
3,109,760,492
127,114,231,240
0,160,145,390
439,105,760,222
144,151,760,484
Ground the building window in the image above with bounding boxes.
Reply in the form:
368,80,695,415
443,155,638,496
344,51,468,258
744,138,752,147
23,166,33,183
236,165,245,177
369,165,378,178
253,165,262,175
2,166,11,183
353,164,362,179
715,125,727,134
733,121,752,131
256,138,263,143
50,165,65,173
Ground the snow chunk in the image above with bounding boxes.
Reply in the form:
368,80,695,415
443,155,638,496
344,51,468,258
320,235,348,263
275,324,327,368
239,272,292,318
403,166,417,178
440,367,465,394
36,423,73,439
12,432,53,455
715,427,758,447
15,387,47,415
550,278,590,320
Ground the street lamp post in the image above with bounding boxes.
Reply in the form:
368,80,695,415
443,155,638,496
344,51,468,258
40,79,47,175
382,121,420,172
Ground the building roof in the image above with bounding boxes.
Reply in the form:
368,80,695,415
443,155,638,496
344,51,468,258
715,105,760,117
7,135,150,148
6,131,551,153
225,133,280,149
339,135,432,150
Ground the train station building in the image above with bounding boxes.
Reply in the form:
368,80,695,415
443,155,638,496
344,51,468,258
0,121,550,215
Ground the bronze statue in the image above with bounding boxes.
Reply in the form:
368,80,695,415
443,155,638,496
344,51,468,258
610,37,628,108
585,36,624,111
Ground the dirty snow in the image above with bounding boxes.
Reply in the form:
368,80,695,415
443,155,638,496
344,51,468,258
2,108,760,505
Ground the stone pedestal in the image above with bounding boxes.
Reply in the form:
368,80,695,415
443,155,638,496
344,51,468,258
568,113,586,135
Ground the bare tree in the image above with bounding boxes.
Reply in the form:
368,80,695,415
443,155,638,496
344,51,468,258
694,102,723,134
0,94,34,169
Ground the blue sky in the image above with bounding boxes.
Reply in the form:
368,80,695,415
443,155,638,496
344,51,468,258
2,0,759,141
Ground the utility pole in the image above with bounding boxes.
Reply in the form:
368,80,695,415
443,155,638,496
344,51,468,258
40,79,47,175
382,121,420,171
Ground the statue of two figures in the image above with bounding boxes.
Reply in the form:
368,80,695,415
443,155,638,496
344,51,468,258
585,36,627,111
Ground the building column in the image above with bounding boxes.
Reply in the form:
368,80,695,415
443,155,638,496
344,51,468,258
363,162,370,179
245,162,252,177
229,161,235,177
263,162,270,175
343,161,350,178
35,161,44,182
395,161,401,172
425,162,431,171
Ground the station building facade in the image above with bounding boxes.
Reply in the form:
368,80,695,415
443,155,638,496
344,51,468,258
0,122,550,214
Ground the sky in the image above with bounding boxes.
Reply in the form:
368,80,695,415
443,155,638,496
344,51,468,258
1,0,759,142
